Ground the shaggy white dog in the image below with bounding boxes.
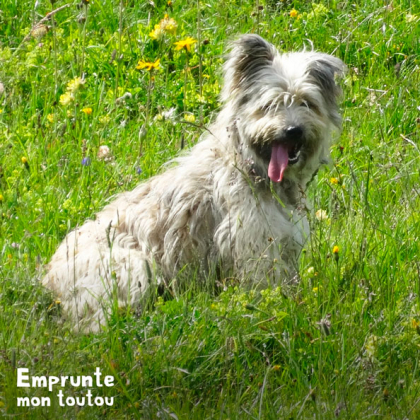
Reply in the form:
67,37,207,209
43,34,345,331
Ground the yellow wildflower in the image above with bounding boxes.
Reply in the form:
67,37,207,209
66,76,85,93
150,15,178,39
174,37,197,52
312,287,319,293
0,109,3,114
81,107,93,115
47,113,55,123
149,25,164,40
307,3,329,20
136,59,161,71
21,157,28,164
99,115,111,124
272,365,281,371
59,92,74,106
332,245,339,254
411,318,420,329
290,9,298,18
184,113,195,123
0,194,3,202
330,177,339,184
161,15,177,35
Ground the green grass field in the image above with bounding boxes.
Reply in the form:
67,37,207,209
1,0,420,418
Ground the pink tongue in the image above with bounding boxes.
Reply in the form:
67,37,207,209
268,144,289,183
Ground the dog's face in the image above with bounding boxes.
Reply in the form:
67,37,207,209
222,35,345,186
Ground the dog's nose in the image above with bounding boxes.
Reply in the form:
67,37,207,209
285,126,303,141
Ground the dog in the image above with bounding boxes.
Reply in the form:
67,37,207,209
43,34,345,331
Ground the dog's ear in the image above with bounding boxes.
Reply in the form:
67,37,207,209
307,54,346,128
221,34,276,102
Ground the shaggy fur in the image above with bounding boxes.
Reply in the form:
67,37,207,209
43,34,345,331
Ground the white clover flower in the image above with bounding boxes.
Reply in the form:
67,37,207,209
315,209,329,221
97,145,111,160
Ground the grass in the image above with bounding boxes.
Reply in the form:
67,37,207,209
1,0,420,418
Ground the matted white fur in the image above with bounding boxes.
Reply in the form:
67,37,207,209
43,34,345,331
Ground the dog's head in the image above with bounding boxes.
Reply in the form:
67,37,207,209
222,34,345,186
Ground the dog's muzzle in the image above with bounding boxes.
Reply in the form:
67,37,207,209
268,126,304,183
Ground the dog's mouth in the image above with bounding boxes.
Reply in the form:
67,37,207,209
268,142,302,183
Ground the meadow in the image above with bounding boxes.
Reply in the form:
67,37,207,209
1,0,420,418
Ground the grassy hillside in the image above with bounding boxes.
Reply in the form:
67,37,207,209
1,0,420,418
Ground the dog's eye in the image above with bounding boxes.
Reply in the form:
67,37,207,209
301,100,317,111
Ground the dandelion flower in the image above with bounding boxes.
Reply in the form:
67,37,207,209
330,177,339,185
184,113,195,123
332,245,339,254
47,113,55,123
174,37,197,52
136,59,161,71
290,9,298,18
0,194,3,202
59,92,74,106
81,107,93,115
21,157,28,164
